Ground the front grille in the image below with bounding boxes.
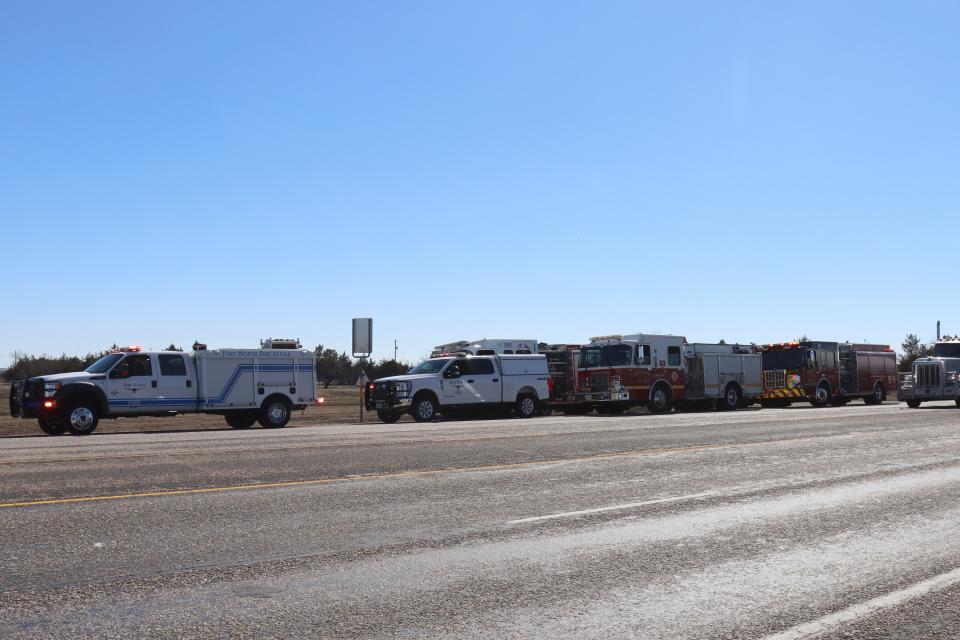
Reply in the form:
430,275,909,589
373,382,395,401
590,373,609,392
916,364,942,388
764,370,786,389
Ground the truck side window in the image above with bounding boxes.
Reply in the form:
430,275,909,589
159,354,187,376
127,355,152,377
667,346,681,367
465,359,496,375
636,345,651,365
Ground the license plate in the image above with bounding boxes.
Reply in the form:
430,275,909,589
583,394,592,400
375,401,387,408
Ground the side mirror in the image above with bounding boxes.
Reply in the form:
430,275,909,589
445,365,462,379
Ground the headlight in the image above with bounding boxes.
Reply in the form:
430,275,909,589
43,382,61,398
610,379,623,392
947,372,957,383
393,381,412,397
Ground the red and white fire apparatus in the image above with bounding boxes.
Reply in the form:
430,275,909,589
572,334,686,414
759,341,896,407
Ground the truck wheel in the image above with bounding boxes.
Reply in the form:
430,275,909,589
906,399,922,409
718,384,742,411
515,394,538,418
258,397,291,428
38,418,66,436
863,383,884,405
64,400,99,435
810,383,830,408
225,411,257,429
647,383,673,414
411,395,438,422
955,399,960,408
377,410,401,423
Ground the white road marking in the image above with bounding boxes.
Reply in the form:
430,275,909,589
762,566,960,640
507,491,716,524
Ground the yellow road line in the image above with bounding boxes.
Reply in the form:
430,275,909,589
0,427,949,509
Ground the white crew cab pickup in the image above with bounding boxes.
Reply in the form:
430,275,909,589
364,354,550,423
8,341,317,435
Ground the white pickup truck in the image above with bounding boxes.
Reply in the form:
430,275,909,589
364,354,551,423
8,342,317,435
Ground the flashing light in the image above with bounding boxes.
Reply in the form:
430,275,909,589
43,400,55,409
316,397,326,405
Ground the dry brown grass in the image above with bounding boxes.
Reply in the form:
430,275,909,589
0,383,396,437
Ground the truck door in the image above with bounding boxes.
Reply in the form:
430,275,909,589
462,358,501,404
156,353,196,411
106,353,159,413
441,359,469,403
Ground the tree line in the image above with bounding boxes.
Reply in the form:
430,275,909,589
2,344,411,386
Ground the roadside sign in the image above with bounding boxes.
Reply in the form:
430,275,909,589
352,318,372,357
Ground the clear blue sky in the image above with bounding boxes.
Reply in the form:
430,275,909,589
2,1,957,366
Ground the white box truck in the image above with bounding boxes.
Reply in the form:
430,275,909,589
9,340,317,435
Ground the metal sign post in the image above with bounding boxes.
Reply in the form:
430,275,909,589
352,318,373,423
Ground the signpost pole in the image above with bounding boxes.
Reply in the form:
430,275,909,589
352,318,373,425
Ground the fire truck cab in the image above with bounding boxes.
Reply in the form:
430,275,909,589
575,334,685,414
760,341,896,407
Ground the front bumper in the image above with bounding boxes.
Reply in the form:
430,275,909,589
762,387,806,400
572,391,631,402
898,385,959,401
8,380,55,419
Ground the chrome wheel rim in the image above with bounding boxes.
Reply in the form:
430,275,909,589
69,407,94,430
653,389,666,408
726,389,738,407
418,401,434,419
816,386,828,403
875,386,883,402
268,403,286,424
520,397,535,416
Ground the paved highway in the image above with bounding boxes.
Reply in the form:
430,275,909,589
2,402,960,639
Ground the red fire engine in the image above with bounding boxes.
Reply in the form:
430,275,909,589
759,341,897,407
573,334,686,414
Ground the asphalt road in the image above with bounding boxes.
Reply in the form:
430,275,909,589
3,402,960,639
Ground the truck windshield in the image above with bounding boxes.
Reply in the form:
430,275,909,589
761,349,806,370
579,344,633,367
408,359,450,374
934,343,960,358
85,353,124,374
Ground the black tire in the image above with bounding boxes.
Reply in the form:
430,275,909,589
955,399,960,408
258,397,291,428
863,383,884,405
718,384,742,411
377,410,401,423
906,399,922,409
539,405,553,417
647,383,673,414
515,394,538,418
810,382,830,408
38,418,66,436
225,411,257,429
64,399,100,435
411,394,438,422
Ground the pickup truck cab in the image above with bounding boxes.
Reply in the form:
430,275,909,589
365,354,550,423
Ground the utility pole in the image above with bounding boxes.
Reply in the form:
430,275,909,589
394,339,398,362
